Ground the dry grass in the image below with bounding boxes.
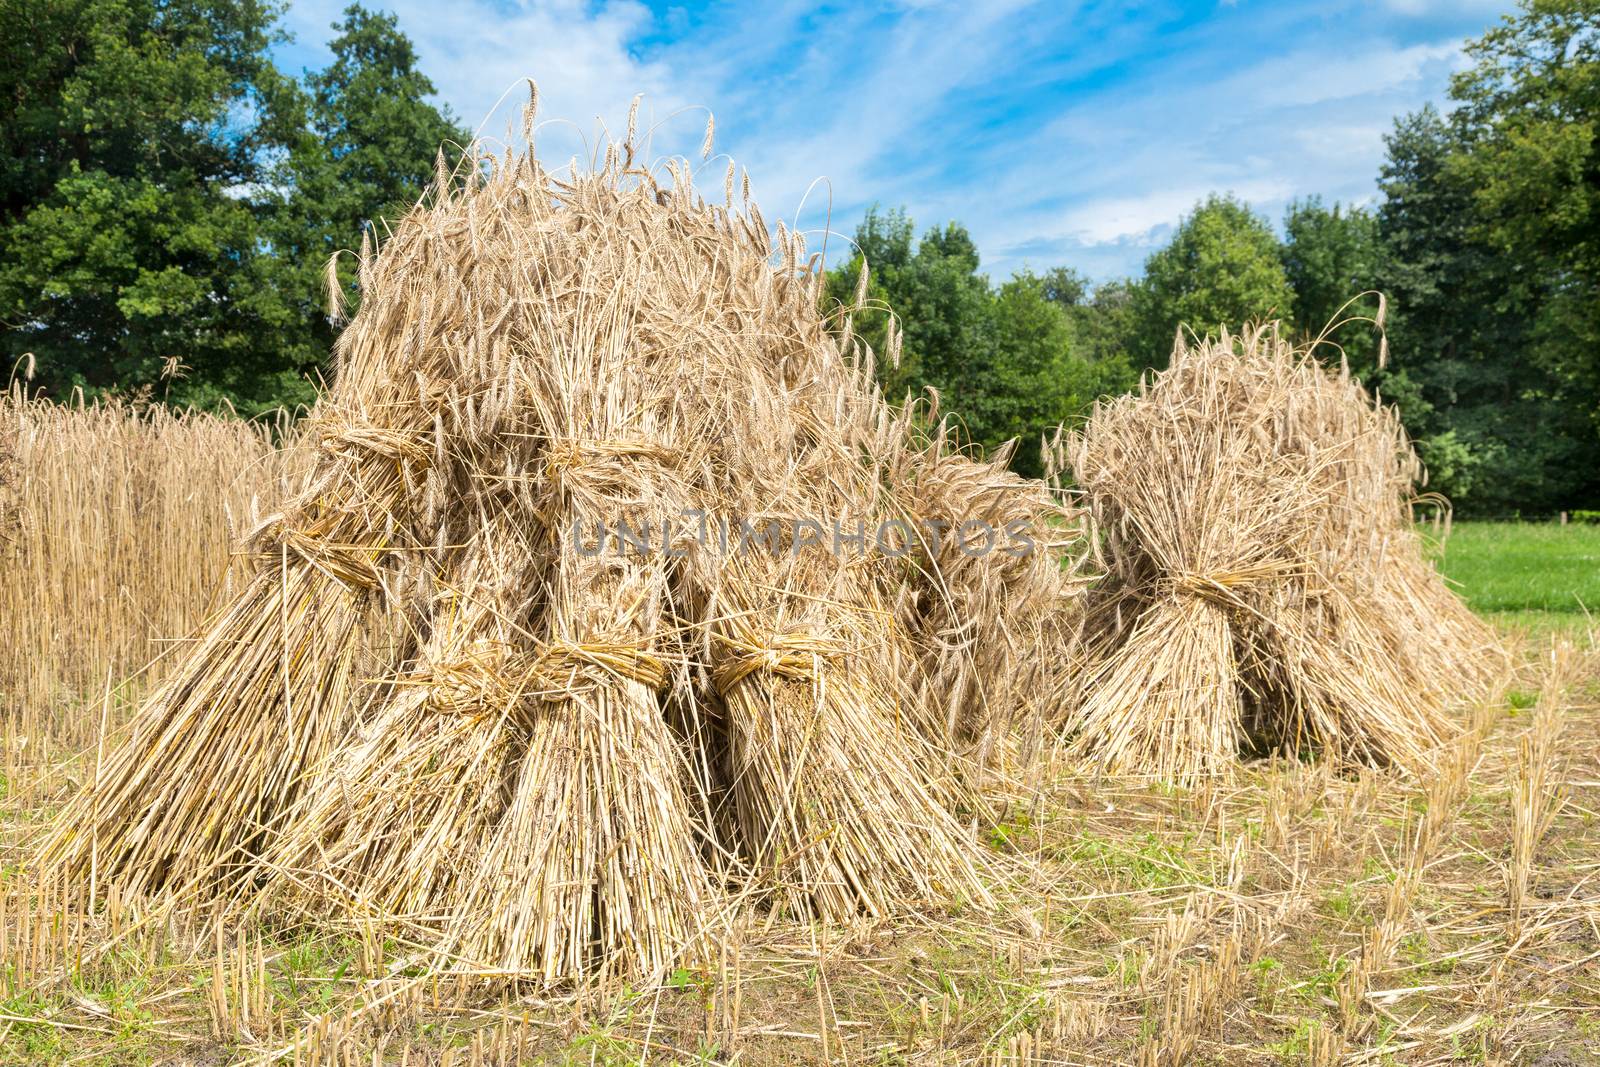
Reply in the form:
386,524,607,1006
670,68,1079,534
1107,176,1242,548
1,421,1598,1063
0,390,288,723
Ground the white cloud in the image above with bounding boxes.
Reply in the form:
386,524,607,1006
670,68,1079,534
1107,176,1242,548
1053,179,1297,245
959,33,1476,276
281,0,698,166
1379,0,1505,15
1206,41,1463,109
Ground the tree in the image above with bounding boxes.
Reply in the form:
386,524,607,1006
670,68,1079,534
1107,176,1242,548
824,207,920,396
825,209,1109,476
1038,266,1091,309
0,1,463,411
1375,105,1595,513
1448,0,1600,428
896,221,994,407
824,206,992,407
1362,0,1600,516
1133,193,1294,367
1281,197,1383,374
269,4,469,364
965,272,1084,476
0,0,307,408
1038,267,1140,401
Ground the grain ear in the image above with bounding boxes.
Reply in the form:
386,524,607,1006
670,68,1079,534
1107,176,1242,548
323,253,346,324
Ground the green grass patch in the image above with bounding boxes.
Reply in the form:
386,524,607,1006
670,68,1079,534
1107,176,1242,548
1058,831,1202,890
1426,521,1600,616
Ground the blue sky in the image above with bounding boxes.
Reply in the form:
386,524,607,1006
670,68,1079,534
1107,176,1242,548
274,0,1511,281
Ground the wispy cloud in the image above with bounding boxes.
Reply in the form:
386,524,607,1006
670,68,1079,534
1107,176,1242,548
277,0,696,161
275,0,1506,280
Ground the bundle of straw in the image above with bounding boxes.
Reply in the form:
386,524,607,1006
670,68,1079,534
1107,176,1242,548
699,556,992,921
39,433,419,896
41,90,1073,982
1064,324,1503,782
889,426,1088,764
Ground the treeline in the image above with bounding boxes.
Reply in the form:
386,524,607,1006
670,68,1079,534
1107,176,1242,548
3,1,1596,514
2,0,466,411
829,2,1598,514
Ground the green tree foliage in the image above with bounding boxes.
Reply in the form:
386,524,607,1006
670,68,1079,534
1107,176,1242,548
823,207,990,411
1448,0,1600,430
0,0,461,411
896,219,994,407
1281,197,1383,374
823,207,920,397
1037,267,1139,398
0,0,306,406
1375,106,1596,514
825,209,1128,477
976,271,1103,474
1133,193,1294,367
1357,0,1600,516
